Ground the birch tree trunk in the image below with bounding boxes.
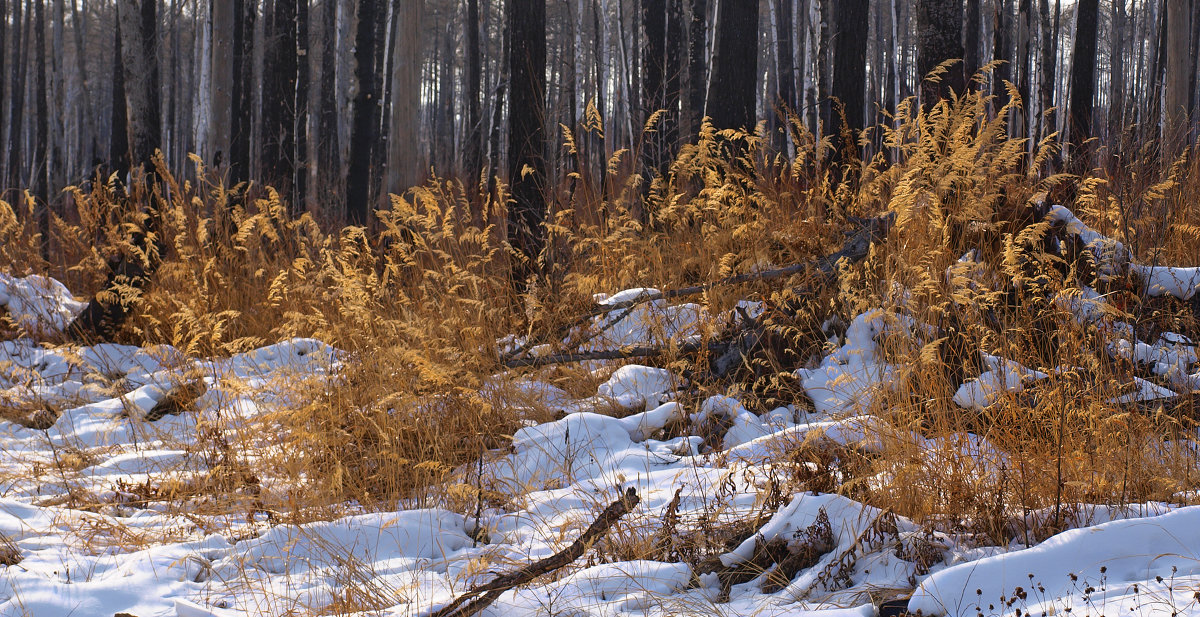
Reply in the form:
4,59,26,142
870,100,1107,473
116,0,160,175
209,0,233,169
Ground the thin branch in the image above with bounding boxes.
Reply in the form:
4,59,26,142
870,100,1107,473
427,487,640,617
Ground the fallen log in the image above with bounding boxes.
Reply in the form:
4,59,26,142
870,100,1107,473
502,212,895,365
426,487,640,617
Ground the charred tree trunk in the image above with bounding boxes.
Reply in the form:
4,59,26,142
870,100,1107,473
318,0,340,201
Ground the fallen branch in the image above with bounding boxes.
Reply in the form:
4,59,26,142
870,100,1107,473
503,340,728,368
502,212,895,365
427,487,640,617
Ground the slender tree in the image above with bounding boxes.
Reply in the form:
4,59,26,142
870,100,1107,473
964,0,981,79
464,0,482,185
832,0,869,132
295,0,309,210
684,0,706,137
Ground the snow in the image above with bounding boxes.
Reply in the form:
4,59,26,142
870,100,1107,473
1132,265,1200,300
0,273,87,336
910,505,1200,617
2,220,1199,617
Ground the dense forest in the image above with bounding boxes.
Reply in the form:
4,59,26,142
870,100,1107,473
1,0,1198,238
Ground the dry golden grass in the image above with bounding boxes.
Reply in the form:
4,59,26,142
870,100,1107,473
0,84,1196,550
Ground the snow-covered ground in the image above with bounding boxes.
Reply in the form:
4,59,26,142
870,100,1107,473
1,209,1199,617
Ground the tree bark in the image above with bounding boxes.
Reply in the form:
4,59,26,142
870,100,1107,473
507,0,547,278
263,0,298,195
116,0,161,175
917,0,966,106
774,0,795,150
684,0,707,137
464,0,482,185
230,0,256,184
294,0,309,211
7,0,27,189
386,0,421,196
346,0,381,225
209,0,233,169
706,0,758,131
109,14,129,180
964,0,981,79
1067,0,1099,158
1164,0,1190,156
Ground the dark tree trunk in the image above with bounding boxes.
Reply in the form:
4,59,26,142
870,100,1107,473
684,0,707,137
465,0,482,184
642,0,666,176
109,17,129,180
773,0,796,155
1039,0,1055,141
0,0,7,187
294,0,309,211
665,0,682,146
231,0,256,184
345,0,381,225
117,0,161,175
7,0,27,189
507,0,546,276
706,0,758,131
832,0,868,125
263,0,298,196
964,0,981,79
1107,0,1124,138
993,0,1010,109
917,0,966,105
318,0,339,198
1068,0,1099,156
34,0,47,258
